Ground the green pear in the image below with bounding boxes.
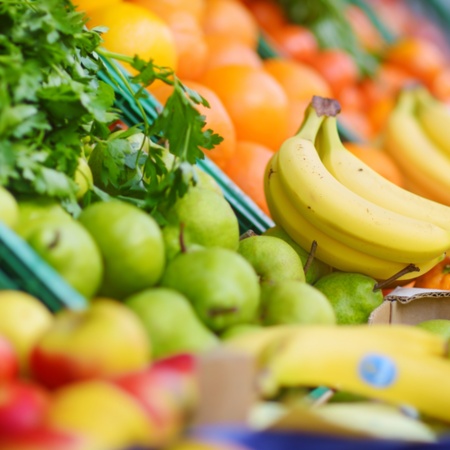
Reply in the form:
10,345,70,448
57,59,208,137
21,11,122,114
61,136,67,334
262,225,332,284
78,200,165,299
261,280,336,326
124,287,220,360
161,187,240,261
24,217,103,299
194,167,223,196
238,235,305,287
14,196,72,237
161,247,260,332
220,323,263,341
314,271,384,325
0,186,19,229
416,319,450,341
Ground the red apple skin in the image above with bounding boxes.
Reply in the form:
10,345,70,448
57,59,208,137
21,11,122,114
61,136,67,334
29,299,151,390
29,347,98,390
0,427,89,450
111,354,198,446
0,335,19,381
0,380,50,437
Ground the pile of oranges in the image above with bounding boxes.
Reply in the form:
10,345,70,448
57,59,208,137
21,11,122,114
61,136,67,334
74,0,450,217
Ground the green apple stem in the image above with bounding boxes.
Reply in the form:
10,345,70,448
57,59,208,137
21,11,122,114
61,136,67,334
240,229,258,240
373,263,420,292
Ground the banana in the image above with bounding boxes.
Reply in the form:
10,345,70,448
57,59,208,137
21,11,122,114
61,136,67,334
383,88,450,206
226,324,449,362
415,86,450,158
266,327,450,423
275,102,450,263
265,151,444,282
312,402,437,442
316,115,450,230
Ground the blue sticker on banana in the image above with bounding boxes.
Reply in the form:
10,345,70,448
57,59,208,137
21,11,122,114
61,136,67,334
358,354,397,388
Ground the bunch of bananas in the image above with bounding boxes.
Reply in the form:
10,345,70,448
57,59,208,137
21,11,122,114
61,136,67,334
383,86,450,206
264,96,450,283
225,323,450,424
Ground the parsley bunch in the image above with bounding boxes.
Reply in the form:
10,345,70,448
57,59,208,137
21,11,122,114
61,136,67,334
0,0,222,221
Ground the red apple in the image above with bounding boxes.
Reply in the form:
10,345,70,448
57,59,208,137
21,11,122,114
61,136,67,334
111,354,199,447
0,379,50,437
0,426,89,450
0,335,19,381
29,298,151,389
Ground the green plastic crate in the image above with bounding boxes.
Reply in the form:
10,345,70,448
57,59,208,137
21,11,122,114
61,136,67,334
0,222,88,312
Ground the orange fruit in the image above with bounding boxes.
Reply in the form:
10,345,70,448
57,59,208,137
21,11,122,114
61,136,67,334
202,0,260,49
128,0,206,23
338,111,374,142
203,35,263,72
242,0,287,33
223,140,273,216
183,81,237,170
431,66,450,102
367,96,395,136
85,3,177,77
262,58,332,136
383,37,447,86
72,0,122,14
309,49,360,96
262,58,332,102
199,65,290,151
269,24,319,63
344,142,405,188
166,12,209,81
337,84,365,112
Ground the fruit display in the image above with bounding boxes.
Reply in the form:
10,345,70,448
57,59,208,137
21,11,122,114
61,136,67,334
5,0,450,449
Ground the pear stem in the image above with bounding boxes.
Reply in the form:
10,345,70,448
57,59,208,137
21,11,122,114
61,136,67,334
303,240,318,278
373,264,420,292
179,222,187,253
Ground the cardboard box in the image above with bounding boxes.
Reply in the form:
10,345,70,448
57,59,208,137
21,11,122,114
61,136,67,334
369,287,450,325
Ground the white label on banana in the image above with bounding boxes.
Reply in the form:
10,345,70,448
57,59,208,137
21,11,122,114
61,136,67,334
358,354,397,388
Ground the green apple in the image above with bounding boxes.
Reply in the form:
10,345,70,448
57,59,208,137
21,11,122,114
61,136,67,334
261,280,336,326
161,187,240,261
23,217,103,300
314,271,384,325
238,235,305,286
416,319,450,340
0,290,53,375
0,186,19,229
124,287,220,360
262,225,332,284
30,298,151,389
46,380,154,449
78,200,165,299
161,248,260,332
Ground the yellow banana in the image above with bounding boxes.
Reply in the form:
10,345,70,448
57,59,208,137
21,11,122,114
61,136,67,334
316,116,450,230
266,326,450,423
276,103,450,263
415,86,450,157
226,324,449,362
265,151,444,282
383,88,450,206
